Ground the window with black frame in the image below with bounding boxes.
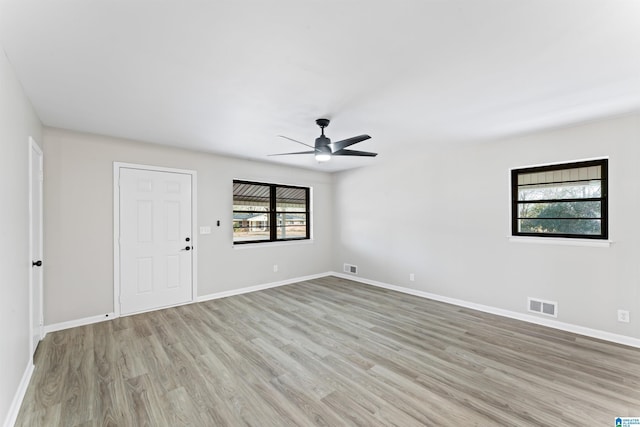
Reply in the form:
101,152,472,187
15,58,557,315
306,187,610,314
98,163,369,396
233,180,310,244
511,159,608,239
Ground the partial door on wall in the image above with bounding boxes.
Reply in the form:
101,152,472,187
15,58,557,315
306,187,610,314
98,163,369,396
29,137,43,358
117,165,195,315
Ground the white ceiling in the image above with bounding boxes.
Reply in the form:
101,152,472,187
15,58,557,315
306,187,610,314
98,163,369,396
1,0,639,172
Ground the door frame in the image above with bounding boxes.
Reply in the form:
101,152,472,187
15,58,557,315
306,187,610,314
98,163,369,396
113,162,198,317
28,137,44,359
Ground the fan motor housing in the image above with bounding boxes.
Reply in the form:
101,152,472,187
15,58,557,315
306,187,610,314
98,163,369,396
315,136,330,147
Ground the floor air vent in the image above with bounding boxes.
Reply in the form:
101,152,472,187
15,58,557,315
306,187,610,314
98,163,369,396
343,264,358,275
528,297,557,318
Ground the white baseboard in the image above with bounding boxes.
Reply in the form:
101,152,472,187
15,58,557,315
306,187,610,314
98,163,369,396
3,361,33,427
197,272,330,303
331,272,640,349
44,312,116,335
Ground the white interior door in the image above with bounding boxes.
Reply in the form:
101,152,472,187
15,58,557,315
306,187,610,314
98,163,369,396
29,138,43,358
119,167,193,315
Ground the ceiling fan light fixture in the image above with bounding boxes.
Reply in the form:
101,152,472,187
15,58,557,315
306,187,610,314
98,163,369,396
315,146,331,162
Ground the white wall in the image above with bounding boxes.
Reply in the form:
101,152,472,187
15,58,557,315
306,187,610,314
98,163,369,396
43,128,333,325
334,113,640,339
0,48,42,425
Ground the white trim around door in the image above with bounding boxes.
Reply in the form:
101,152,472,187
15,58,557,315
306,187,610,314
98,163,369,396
113,162,198,317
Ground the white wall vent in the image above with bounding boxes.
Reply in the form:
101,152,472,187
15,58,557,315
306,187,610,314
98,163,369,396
343,263,358,275
528,297,557,318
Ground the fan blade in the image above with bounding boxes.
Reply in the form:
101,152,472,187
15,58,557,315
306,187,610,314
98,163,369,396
332,149,378,157
330,134,371,152
268,150,316,156
277,135,316,149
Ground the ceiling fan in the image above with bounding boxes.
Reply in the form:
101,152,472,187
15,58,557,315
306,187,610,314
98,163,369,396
270,118,377,162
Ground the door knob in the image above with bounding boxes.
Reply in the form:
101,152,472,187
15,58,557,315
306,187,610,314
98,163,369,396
182,246,191,251
32,260,42,267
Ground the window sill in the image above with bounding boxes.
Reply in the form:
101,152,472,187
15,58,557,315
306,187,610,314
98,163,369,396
508,236,611,248
233,239,314,250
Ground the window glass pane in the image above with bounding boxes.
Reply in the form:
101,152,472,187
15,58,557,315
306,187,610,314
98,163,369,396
276,187,307,212
233,213,270,242
233,182,270,210
518,180,601,201
233,182,271,242
517,201,601,219
518,219,601,235
276,213,307,239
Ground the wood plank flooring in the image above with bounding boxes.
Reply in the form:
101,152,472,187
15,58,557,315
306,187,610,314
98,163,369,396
15,276,640,426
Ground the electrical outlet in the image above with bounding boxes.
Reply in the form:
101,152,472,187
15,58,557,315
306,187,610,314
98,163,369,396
273,264,278,273
618,309,630,323
409,273,415,281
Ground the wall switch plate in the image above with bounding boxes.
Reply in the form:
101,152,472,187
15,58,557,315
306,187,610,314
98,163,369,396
200,226,211,234
273,264,278,272
409,273,415,281
618,309,630,323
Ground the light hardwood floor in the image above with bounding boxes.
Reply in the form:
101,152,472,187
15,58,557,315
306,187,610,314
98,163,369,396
16,276,640,426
